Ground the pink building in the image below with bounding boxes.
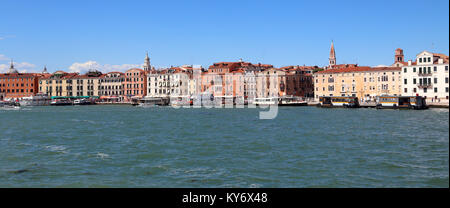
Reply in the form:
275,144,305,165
124,68,147,102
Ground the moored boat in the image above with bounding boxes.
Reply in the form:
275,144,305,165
73,98,95,105
376,95,428,110
253,97,278,106
50,99,72,106
279,97,308,106
0,100,21,109
317,96,360,108
19,93,51,106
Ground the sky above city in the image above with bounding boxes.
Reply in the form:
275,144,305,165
0,0,449,73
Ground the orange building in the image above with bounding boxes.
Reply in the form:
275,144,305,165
0,61,44,100
124,68,147,101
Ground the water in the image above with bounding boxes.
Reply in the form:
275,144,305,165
0,106,448,187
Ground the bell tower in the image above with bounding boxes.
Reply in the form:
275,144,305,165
395,48,404,63
144,51,151,72
329,41,336,68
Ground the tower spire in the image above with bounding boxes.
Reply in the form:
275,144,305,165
8,59,18,73
42,65,49,74
144,51,151,71
329,40,336,68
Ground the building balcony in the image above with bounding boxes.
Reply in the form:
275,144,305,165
418,73,432,76
417,83,432,88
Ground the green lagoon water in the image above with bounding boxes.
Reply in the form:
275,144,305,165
0,106,448,187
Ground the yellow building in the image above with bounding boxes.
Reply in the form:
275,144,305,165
314,66,402,102
39,70,102,98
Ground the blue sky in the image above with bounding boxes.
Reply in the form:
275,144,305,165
0,0,449,73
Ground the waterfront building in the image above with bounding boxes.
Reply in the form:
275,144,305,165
255,68,286,98
401,51,449,103
188,65,203,98
39,69,102,98
279,65,315,98
124,68,147,101
146,66,192,99
39,71,77,97
314,66,402,102
0,60,44,99
99,72,125,102
201,60,273,103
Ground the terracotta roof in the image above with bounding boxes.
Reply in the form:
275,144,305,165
0,73,41,78
316,66,401,74
125,68,144,72
433,53,449,63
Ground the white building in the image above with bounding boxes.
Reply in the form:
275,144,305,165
146,66,192,99
401,50,449,103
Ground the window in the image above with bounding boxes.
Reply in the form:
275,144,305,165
434,66,437,72
413,68,416,72
434,88,438,93
404,79,407,85
446,66,449,71
413,78,416,84
446,77,449,83
413,88,417,93
434,78,438,84
404,88,407,93
419,58,422,63
404,68,407,73
423,88,427,93
428,57,431,62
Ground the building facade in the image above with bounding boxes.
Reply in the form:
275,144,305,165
0,61,42,99
99,72,125,102
39,70,102,98
401,51,449,103
147,67,192,99
124,68,147,101
314,66,402,101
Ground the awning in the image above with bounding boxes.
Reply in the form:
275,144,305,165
100,96,120,99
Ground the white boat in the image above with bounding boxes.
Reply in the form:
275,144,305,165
279,97,308,106
0,101,20,110
73,98,95,105
50,99,73,106
19,93,51,106
253,97,279,105
138,103,156,108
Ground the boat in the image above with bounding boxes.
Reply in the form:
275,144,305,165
73,98,95,105
279,97,308,106
19,93,51,106
138,103,157,108
317,96,360,108
376,95,428,110
0,101,20,110
137,97,169,106
170,97,191,107
253,97,278,106
50,99,73,106
1,105,20,110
